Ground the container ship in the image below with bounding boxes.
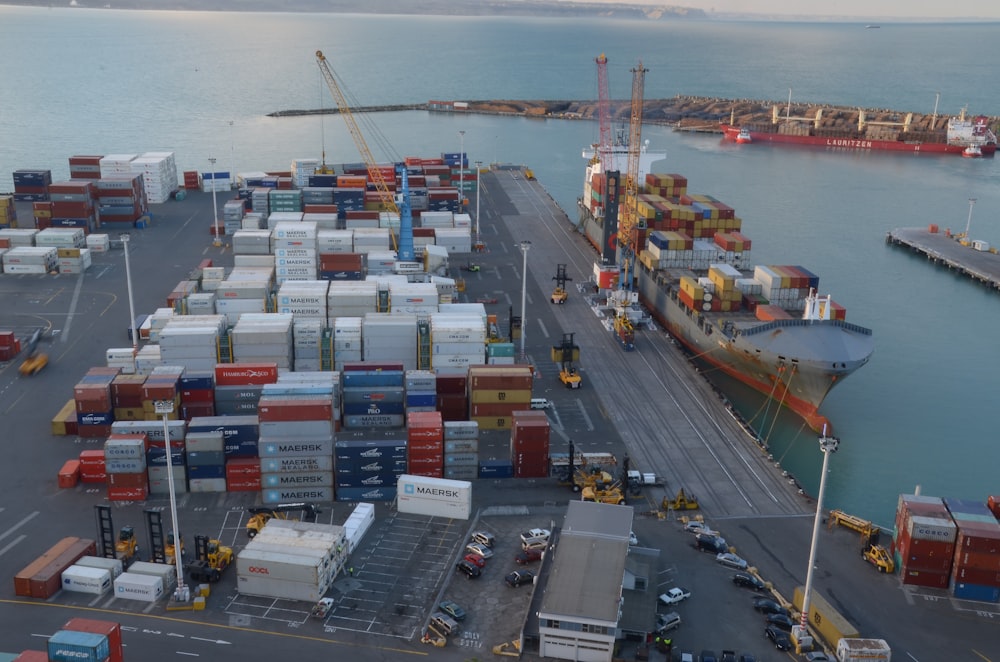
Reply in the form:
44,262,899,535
721,105,997,157
577,149,874,434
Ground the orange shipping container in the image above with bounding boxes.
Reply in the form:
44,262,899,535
58,460,81,488
755,304,793,322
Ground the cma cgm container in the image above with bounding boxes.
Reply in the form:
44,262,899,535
397,474,472,520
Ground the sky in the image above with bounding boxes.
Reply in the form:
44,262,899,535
617,0,1000,20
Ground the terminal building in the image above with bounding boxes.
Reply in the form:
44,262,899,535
530,500,660,662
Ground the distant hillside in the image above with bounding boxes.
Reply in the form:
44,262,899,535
6,0,707,19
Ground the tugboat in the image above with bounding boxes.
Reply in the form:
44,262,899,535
962,143,983,158
735,127,753,144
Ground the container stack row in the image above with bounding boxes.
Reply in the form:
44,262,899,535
236,519,346,602
0,194,18,228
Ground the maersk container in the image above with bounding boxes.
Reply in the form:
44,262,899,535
113,572,163,602
262,486,334,503
261,455,334,473
396,475,471,520
61,565,112,595
261,471,333,489
74,555,123,579
258,437,335,458
237,548,326,584
47,630,110,662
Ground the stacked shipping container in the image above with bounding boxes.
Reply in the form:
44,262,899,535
893,494,956,589
467,365,533,431
944,498,1000,602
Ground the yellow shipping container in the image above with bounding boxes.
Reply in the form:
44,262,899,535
638,250,657,271
469,389,532,405
679,276,704,300
471,415,512,431
57,248,82,258
51,399,76,436
793,586,860,649
33,210,52,219
113,407,146,421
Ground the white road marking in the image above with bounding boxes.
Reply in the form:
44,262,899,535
59,271,87,344
0,511,39,545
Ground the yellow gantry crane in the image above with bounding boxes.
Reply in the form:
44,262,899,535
315,50,399,249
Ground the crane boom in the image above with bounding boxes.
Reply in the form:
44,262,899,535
315,50,399,247
595,53,612,172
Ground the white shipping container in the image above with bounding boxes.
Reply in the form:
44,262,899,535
74,555,124,579
343,502,375,554
128,561,177,588
61,565,113,595
260,455,334,473
236,548,326,584
396,474,473,520
262,486,334,503
189,477,228,492
236,573,328,602
114,572,164,602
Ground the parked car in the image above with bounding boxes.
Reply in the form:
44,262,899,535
700,651,719,662
695,533,728,554
752,597,790,617
471,531,495,548
629,530,638,546
515,548,543,565
684,520,717,535
504,570,535,587
764,625,792,651
520,528,551,544
732,572,766,591
766,613,795,631
463,553,487,568
522,539,548,552
679,653,695,662
438,599,466,621
658,587,691,605
465,542,494,559
655,611,681,633
738,654,757,662
720,652,738,662
455,560,481,579
716,552,748,570
804,653,831,662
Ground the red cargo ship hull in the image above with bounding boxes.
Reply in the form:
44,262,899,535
721,124,997,156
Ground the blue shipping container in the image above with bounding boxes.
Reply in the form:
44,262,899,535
186,464,226,480
479,460,514,479
952,582,1000,602
77,410,114,426
48,630,110,662
336,486,397,502
146,447,185,466
405,393,437,407
343,402,405,416
343,372,405,388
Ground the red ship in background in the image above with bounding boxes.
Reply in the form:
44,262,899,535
722,98,997,156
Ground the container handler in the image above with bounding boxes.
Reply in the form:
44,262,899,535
186,535,233,583
551,264,571,303
115,526,139,568
165,531,185,565
551,333,582,389
18,327,48,376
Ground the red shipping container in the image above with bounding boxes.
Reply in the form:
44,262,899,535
436,374,468,394
956,530,1000,555
63,618,124,662
342,361,404,373
226,457,261,476
107,472,148,488
408,439,443,453
78,424,112,438
304,204,339,214
408,467,444,479
58,460,80,488
108,485,148,501
258,398,333,422
951,565,1000,586
987,495,1000,519
17,538,97,599
954,550,1000,572
408,454,443,468
513,458,549,478
900,567,950,589
215,362,279,386
12,651,48,661
227,478,262,491
180,388,215,403
79,472,107,484
50,201,94,217
181,403,216,420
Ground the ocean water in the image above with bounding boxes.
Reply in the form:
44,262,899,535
2,7,999,525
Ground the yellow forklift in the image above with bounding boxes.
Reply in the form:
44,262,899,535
550,264,571,303
187,535,234,583
551,333,582,389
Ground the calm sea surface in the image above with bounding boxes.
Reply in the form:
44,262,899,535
2,7,999,525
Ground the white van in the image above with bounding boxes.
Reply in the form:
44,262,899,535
529,398,551,410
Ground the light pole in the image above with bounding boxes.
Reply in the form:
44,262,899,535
793,428,839,652
458,130,466,212
474,160,482,248
121,233,138,355
209,156,221,247
155,399,189,603
963,197,977,239
494,135,498,167
228,121,236,190
519,240,531,362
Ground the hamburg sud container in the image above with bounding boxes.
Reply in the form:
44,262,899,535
467,365,533,431
114,572,163,602
47,630,111,662
397,474,472,520
334,428,407,502
511,410,550,478
944,497,1000,602
62,617,124,662
893,494,957,589
407,410,444,479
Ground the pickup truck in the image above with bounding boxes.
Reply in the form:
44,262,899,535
657,587,691,605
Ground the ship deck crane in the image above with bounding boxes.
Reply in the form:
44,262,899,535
611,61,647,352
315,50,403,253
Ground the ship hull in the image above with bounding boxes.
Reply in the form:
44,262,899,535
721,124,997,156
635,264,873,433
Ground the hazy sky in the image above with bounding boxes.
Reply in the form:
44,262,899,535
624,0,1000,19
